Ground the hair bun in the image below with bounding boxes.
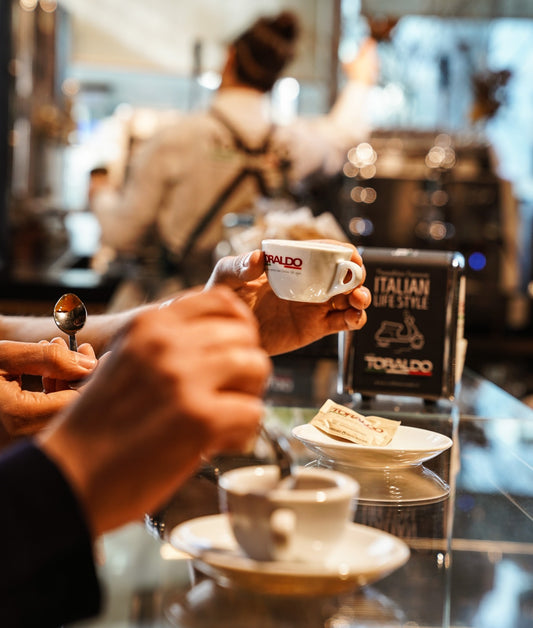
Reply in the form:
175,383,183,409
269,11,300,42
233,11,301,92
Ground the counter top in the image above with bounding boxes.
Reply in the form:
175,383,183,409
69,369,533,627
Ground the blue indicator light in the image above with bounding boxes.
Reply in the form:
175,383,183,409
468,252,486,271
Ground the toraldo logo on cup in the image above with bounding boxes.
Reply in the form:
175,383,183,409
262,239,363,303
264,254,303,270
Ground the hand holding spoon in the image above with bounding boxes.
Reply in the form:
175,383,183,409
53,293,87,351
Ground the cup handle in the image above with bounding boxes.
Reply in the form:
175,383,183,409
330,260,363,296
269,508,296,549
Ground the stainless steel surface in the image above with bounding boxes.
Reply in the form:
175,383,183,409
53,293,87,351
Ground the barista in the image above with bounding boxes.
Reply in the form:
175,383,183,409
90,11,377,300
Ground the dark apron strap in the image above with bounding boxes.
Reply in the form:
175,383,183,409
179,167,257,261
209,106,274,157
175,109,277,264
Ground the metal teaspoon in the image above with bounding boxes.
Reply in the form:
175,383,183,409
53,293,87,352
261,424,295,483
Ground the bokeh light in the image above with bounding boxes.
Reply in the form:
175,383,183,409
468,252,487,271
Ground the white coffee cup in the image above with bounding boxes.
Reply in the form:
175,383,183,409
218,465,359,564
262,239,363,303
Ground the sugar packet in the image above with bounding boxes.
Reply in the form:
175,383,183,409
311,399,401,446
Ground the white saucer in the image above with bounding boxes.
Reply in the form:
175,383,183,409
170,514,410,596
292,423,453,468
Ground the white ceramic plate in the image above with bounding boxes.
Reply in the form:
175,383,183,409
292,423,453,468
170,514,410,596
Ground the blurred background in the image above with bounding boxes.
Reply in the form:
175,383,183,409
1,0,533,402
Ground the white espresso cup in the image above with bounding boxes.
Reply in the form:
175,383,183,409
218,465,359,564
262,239,363,303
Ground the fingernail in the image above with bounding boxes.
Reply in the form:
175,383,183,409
241,252,254,269
360,286,372,303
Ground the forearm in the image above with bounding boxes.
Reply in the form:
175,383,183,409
0,305,151,357
330,36,377,136
77,291,198,355
0,287,197,357
76,305,152,355
327,81,373,143
0,314,59,344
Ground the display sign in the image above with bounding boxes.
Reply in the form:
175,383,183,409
341,248,466,400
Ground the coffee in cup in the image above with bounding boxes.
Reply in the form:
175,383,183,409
218,465,359,564
262,239,363,303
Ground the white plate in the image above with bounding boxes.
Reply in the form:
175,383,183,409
170,514,410,596
292,423,453,468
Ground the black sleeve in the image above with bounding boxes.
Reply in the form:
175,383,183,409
0,440,102,627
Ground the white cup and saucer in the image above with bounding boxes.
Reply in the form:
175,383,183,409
169,465,410,595
218,465,358,564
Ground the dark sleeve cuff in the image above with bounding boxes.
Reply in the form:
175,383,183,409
0,439,102,627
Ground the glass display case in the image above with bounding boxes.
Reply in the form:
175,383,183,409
70,370,533,627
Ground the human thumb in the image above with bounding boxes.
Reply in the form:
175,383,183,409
205,249,264,289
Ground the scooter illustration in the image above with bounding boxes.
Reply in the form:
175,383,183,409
375,311,425,350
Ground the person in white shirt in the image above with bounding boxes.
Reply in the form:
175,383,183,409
91,11,377,297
